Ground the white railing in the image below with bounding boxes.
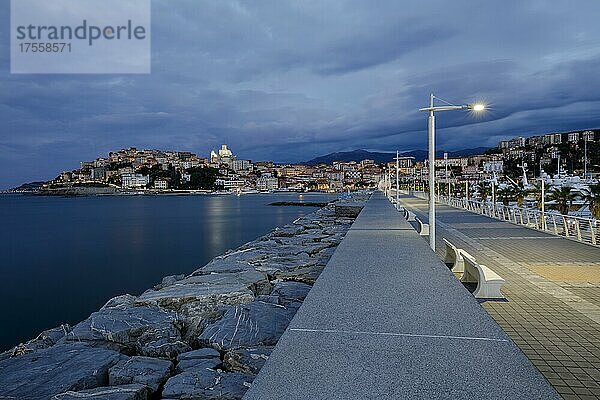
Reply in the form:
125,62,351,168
435,194,598,246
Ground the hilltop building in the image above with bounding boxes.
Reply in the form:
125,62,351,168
210,144,236,167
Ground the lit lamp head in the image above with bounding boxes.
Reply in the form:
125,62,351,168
470,103,486,112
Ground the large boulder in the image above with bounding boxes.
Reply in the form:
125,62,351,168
153,274,186,290
176,270,271,296
223,346,273,375
52,384,149,400
136,283,254,306
135,273,257,342
177,347,221,361
194,258,256,274
271,224,305,237
216,248,270,264
198,300,301,351
270,281,312,305
0,343,125,399
101,294,137,310
108,356,173,393
162,368,252,400
251,252,318,273
1,324,72,360
274,265,325,285
335,201,365,217
176,348,222,372
65,304,189,358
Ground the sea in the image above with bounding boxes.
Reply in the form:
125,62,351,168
0,192,337,351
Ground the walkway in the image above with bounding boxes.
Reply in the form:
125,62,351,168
398,193,600,400
243,192,558,399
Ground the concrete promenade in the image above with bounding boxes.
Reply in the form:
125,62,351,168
398,193,600,400
244,192,558,399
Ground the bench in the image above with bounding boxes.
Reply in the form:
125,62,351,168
415,217,429,236
442,238,466,276
405,210,416,222
460,253,506,299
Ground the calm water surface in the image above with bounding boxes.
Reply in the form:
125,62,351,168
0,193,336,351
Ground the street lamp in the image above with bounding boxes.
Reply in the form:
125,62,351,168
394,150,400,209
419,94,486,251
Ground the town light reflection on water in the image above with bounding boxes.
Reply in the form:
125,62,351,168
0,193,334,351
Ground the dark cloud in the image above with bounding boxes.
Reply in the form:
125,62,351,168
1,0,600,187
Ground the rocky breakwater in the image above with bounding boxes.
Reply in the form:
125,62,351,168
0,192,369,400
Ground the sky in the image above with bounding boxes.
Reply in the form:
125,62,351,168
1,0,600,188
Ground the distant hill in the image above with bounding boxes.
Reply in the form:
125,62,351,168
8,181,45,192
304,147,489,165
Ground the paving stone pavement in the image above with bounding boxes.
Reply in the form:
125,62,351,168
398,194,600,400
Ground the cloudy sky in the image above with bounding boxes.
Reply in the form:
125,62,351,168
1,0,600,188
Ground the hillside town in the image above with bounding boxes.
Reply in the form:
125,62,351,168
36,144,385,194
12,128,598,197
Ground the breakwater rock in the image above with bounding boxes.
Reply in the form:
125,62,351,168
0,191,369,399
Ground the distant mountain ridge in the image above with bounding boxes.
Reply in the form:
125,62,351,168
304,147,489,165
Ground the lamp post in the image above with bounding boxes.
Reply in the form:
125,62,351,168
540,177,546,230
395,150,400,209
445,152,449,198
419,94,485,251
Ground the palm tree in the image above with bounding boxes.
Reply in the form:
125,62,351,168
510,182,531,207
529,181,545,210
477,182,491,202
582,183,600,219
548,186,577,215
497,186,515,206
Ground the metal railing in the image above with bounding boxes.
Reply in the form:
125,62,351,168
433,194,598,246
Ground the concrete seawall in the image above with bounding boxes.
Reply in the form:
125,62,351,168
244,191,560,399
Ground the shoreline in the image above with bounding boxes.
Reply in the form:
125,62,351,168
0,189,347,197
0,191,369,400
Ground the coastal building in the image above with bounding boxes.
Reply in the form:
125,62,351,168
583,130,595,142
398,156,415,168
154,179,169,190
60,171,72,182
121,173,149,188
327,172,344,182
232,159,252,171
345,170,362,181
527,135,546,149
568,132,580,143
360,159,376,168
257,176,279,191
544,133,563,145
499,137,525,150
215,177,245,190
434,157,467,168
483,160,504,173
119,166,134,175
255,161,274,168
90,167,106,181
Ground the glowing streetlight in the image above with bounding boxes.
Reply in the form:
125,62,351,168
419,94,486,251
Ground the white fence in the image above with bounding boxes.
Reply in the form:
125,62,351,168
403,191,599,247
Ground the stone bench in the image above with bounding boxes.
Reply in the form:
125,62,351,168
442,238,467,276
460,253,506,299
415,217,429,236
